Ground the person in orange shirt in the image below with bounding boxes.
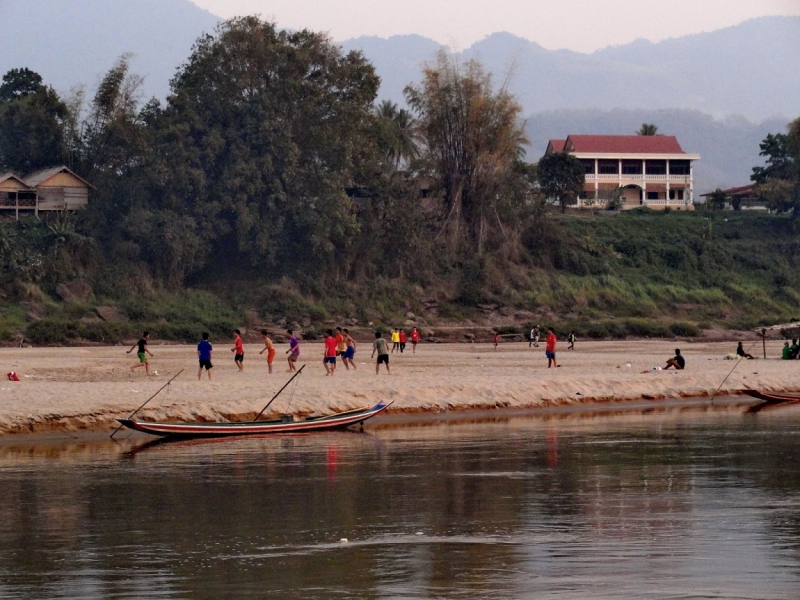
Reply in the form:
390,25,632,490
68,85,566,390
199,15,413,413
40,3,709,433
335,327,348,370
545,327,558,368
259,329,276,374
231,329,244,372
410,327,421,353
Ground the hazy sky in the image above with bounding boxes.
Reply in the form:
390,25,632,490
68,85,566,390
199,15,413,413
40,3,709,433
191,0,800,52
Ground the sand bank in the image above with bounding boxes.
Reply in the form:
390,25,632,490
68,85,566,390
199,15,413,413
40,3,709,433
1,339,798,436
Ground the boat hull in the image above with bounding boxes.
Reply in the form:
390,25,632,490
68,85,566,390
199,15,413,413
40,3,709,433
742,389,800,413
117,402,392,438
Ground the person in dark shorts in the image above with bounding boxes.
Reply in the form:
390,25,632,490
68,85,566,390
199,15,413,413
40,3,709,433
127,331,153,375
567,332,576,350
399,329,407,353
197,332,213,380
371,331,391,375
410,327,420,353
286,330,300,372
545,328,558,368
343,328,357,370
323,329,337,376
231,329,244,372
493,333,499,349
665,348,685,370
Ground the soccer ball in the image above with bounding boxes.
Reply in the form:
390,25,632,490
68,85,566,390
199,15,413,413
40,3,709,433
152,370,159,376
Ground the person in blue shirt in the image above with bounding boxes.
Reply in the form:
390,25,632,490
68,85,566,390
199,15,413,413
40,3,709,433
197,332,213,380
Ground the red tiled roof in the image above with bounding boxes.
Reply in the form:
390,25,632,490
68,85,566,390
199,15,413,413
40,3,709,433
565,135,685,154
547,139,566,152
699,184,755,197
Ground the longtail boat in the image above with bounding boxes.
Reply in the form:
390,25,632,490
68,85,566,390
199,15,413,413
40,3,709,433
117,402,392,438
742,389,800,413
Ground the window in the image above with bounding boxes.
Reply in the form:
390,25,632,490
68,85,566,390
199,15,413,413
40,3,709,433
580,160,595,175
647,191,659,200
621,161,642,175
646,160,666,175
598,160,617,174
669,160,690,175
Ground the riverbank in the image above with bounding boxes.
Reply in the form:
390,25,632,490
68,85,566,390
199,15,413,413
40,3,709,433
1,340,799,436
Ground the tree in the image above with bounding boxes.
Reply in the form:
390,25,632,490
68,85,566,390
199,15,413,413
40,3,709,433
637,123,658,136
404,51,529,255
705,188,728,211
374,100,419,172
751,133,793,184
153,17,381,278
0,68,68,173
537,152,585,213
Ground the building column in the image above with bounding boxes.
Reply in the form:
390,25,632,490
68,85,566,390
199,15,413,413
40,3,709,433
666,159,670,206
689,163,694,205
594,159,599,202
642,159,647,205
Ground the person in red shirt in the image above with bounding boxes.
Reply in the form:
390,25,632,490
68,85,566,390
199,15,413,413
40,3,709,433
410,327,421,353
399,329,407,353
323,329,338,376
545,327,558,368
493,333,499,349
231,329,244,372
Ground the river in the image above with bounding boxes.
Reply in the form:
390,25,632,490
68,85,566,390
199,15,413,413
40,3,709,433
0,405,799,599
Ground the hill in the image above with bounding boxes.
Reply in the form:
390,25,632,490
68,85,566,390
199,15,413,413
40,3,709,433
1,2,797,122
526,108,789,193
0,0,220,101
345,16,800,122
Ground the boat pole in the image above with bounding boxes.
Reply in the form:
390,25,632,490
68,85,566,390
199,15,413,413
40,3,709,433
709,340,759,406
110,369,185,438
253,364,305,421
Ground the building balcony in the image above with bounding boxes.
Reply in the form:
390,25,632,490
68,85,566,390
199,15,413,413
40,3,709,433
586,174,691,183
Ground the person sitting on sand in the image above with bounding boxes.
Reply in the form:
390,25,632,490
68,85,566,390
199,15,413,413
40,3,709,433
665,348,685,370
782,341,793,360
790,339,800,360
736,342,755,360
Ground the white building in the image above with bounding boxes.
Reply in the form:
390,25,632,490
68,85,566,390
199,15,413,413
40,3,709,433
546,135,700,210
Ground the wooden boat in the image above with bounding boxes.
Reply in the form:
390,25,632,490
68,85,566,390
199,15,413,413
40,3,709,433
742,389,800,413
116,402,393,438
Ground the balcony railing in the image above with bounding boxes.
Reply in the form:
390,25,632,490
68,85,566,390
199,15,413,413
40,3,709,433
586,174,691,183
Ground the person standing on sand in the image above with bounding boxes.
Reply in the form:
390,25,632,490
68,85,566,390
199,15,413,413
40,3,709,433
545,328,558,368
197,332,213,380
259,330,276,374
391,329,400,353
529,327,536,348
410,327,420,353
665,348,685,370
372,331,391,375
231,329,244,372
323,329,338,376
335,327,347,366
532,326,540,348
493,333,499,350
343,328,357,370
399,329,407,353
128,331,153,375
286,330,300,372
567,332,576,351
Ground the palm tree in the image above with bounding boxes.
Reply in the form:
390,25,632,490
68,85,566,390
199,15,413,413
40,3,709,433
637,123,658,136
374,100,420,171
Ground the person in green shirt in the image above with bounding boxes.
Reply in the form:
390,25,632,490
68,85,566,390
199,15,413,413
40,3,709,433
371,331,391,375
782,341,792,360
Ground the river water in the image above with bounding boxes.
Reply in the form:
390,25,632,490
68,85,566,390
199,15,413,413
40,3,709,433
0,406,799,599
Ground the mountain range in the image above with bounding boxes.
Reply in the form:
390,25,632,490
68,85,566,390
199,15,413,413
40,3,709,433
0,0,797,191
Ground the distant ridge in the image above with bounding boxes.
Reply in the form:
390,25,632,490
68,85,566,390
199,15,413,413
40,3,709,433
0,0,220,101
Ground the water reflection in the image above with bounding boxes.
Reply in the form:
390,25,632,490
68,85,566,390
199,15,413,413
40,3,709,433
0,408,799,598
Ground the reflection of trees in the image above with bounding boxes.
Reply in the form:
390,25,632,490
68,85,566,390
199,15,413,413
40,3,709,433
0,418,799,597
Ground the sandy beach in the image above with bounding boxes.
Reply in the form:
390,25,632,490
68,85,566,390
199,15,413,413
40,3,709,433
1,339,799,436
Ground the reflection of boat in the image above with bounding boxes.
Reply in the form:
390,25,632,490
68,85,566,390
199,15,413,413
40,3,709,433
743,390,800,413
117,402,393,438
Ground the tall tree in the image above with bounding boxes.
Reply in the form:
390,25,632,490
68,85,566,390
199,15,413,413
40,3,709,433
704,188,728,211
404,51,529,254
155,17,380,278
537,152,585,213
637,123,658,136
374,100,419,172
0,68,68,173
751,132,793,184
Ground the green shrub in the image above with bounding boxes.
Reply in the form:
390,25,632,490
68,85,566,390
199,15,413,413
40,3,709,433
669,321,700,337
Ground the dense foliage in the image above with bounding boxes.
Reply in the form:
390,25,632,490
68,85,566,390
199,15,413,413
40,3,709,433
1,16,800,344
